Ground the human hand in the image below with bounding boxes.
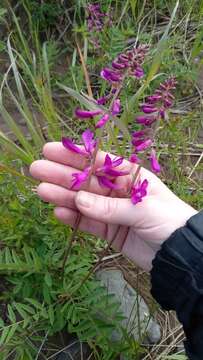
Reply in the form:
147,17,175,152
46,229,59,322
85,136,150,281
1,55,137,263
30,143,197,271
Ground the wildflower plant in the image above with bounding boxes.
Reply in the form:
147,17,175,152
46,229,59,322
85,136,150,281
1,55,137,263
62,47,177,199
86,3,113,48
61,39,177,267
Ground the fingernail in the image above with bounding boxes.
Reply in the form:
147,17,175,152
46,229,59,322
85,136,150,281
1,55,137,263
76,191,92,208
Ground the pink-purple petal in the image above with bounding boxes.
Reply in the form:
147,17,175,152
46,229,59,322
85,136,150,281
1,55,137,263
82,129,97,155
136,115,156,126
112,156,123,167
135,139,152,152
62,137,87,156
141,105,157,114
141,179,149,191
95,113,110,128
75,108,102,119
98,176,120,190
97,96,109,105
104,154,112,167
134,67,144,78
132,130,145,138
101,68,122,82
71,167,90,190
104,168,129,177
129,154,140,164
112,99,121,115
112,61,126,70
131,179,148,205
149,150,161,173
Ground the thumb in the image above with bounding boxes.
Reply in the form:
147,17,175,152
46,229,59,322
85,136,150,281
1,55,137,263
75,191,137,226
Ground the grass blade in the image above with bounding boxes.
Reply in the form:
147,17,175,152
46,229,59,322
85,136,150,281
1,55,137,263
0,131,33,164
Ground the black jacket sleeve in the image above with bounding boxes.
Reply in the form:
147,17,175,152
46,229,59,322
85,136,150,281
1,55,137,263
150,210,203,360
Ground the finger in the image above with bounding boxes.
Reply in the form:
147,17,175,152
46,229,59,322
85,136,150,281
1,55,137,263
42,143,161,196
43,142,133,172
37,183,77,209
122,233,155,271
54,207,107,239
30,160,109,196
75,190,142,226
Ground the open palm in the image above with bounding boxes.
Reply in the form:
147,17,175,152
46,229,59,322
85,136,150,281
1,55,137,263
30,142,196,271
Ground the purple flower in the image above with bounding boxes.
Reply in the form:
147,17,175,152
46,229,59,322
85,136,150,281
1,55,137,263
147,95,162,103
100,44,149,85
86,3,112,34
136,115,156,126
62,129,97,157
149,150,161,173
71,167,90,190
96,154,129,178
97,96,109,105
82,129,97,155
164,98,172,108
134,66,144,78
101,68,122,83
62,137,87,156
75,108,102,119
141,105,158,114
116,45,149,79
129,154,140,164
112,61,127,70
96,154,129,189
95,113,110,128
137,77,177,125
98,176,120,190
132,138,152,152
131,179,148,205
112,99,121,115
132,130,146,138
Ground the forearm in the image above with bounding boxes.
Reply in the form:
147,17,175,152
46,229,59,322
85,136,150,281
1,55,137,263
150,210,203,359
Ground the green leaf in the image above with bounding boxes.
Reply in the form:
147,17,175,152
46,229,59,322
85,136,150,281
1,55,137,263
0,327,9,346
44,272,52,288
25,298,43,310
48,305,54,326
14,303,30,323
17,303,35,315
5,248,12,264
7,304,16,323
147,0,179,81
43,282,51,304
4,323,18,344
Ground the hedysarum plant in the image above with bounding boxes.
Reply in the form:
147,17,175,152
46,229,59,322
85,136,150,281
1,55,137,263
61,42,177,271
86,3,113,48
63,47,176,199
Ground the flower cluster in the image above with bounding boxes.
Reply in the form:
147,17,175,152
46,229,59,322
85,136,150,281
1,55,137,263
101,44,149,85
131,179,148,204
86,3,112,32
86,3,112,48
62,130,129,190
74,45,149,130
62,37,177,206
137,77,177,126
130,77,177,174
